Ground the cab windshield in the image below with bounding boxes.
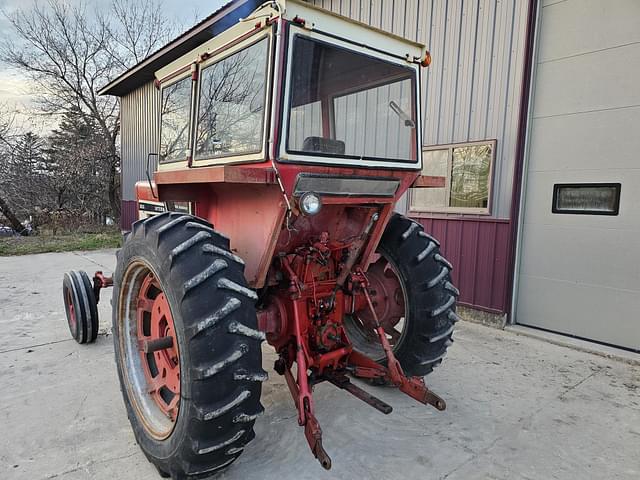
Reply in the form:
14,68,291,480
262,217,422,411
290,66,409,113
286,35,418,163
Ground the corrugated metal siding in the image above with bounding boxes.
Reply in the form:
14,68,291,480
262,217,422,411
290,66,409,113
120,81,161,201
289,102,323,149
334,80,413,160
289,74,414,161
309,0,529,219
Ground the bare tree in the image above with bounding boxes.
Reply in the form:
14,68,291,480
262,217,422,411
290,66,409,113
194,40,268,158
109,0,178,67
0,106,26,234
1,0,177,220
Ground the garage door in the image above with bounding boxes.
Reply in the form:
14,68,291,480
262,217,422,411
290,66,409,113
515,0,640,351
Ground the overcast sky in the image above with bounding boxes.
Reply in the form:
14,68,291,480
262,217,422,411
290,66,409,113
0,0,227,131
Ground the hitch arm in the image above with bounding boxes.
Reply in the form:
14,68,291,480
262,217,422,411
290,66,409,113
280,300,332,470
324,371,392,414
283,367,331,470
359,270,447,411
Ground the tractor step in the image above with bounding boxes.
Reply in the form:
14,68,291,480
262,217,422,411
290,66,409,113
324,372,393,415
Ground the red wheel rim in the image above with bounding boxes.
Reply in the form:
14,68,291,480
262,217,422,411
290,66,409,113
356,254,406,342
66,287,77,334
345,252,408,360
136,272,180,421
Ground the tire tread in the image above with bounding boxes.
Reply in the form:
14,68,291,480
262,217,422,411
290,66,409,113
377,213,457,376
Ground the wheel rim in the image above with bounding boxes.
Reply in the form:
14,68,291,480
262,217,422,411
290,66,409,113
344,251,408,361
65,287,77,335
118,261,180,439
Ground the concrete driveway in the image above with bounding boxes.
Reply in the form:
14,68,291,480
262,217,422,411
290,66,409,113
1,250,638,480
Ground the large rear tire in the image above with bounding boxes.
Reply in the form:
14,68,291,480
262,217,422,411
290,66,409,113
345,213,459,377
112,213,267,479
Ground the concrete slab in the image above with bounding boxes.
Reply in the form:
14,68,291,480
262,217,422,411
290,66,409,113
507,324,640,366
0,250,638,479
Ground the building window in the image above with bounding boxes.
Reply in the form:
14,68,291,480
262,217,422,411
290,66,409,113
552,183,621,215
195,37,269,160
160,76,192,163
409,140,495,214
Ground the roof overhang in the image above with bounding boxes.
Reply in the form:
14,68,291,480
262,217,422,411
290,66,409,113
98,0,263,97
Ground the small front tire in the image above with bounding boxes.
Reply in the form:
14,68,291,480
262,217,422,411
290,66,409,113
62,270,98,344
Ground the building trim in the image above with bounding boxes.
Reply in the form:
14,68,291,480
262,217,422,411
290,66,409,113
506,0,540,322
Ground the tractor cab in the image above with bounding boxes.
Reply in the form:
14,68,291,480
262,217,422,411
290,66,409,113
153,0,428,172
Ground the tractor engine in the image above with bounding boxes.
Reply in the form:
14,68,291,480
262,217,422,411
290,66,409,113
259,226,359,373
284,233,345,353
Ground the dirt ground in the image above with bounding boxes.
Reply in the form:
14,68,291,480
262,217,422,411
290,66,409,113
1,249,638,479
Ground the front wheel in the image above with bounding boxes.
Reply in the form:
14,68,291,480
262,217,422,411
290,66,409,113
112,213,267,479
344,214,459,377
62,270,98,344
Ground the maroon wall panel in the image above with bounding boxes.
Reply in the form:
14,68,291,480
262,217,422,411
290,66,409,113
416,217,512,314
121,200,138,232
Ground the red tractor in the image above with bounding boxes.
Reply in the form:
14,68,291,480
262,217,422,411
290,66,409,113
62,1,458,478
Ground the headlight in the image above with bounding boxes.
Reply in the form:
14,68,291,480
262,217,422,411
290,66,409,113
299,192,322,216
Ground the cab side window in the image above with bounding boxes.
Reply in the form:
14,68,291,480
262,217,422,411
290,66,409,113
160,76,192,163
195,38,269,160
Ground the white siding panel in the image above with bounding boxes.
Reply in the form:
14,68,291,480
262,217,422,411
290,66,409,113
528,106,640,173
517,275,640,350
519,223,640,290
468,0,498,140
437,0,463,143
538,0,640,63
452,0,479,141
533,43,640,119
360,0,373,24
392,0,407,37
495,0,527,221
423,0,447,146
308,0,530,218
380,0,394,32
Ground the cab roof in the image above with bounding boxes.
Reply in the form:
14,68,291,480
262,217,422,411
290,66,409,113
99,0,425,97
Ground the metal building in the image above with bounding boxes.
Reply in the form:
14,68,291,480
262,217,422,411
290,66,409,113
107,0,639,352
